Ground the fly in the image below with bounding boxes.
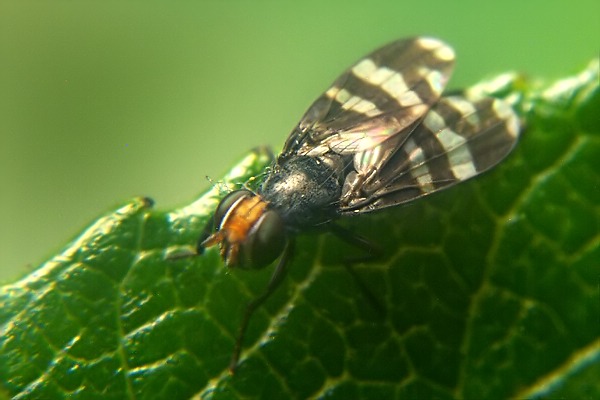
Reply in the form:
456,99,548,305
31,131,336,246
197,37,520,373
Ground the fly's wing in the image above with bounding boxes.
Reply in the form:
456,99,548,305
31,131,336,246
340,95,521,213
280,37,455,159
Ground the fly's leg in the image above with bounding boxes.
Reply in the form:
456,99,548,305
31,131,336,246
196,215,215,255
328,223,385,316
164,215,214,260
229,239,295,374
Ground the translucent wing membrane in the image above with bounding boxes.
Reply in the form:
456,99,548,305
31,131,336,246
340,96,520,213
281,37,455,158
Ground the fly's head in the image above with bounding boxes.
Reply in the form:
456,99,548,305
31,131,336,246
202,190,286,269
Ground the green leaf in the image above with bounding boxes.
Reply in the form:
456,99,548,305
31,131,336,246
1,61,598,400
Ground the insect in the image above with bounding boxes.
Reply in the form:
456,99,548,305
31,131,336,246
198,37,520,372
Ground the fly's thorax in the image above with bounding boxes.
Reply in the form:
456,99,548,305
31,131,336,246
258,154,346,229
203,189,286,269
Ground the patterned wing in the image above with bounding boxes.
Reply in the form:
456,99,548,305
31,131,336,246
340,95,520,213
280,37,455,159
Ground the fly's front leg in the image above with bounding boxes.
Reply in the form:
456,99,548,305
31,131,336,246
196,214,215,255
165,214,215,261
229,238,296,374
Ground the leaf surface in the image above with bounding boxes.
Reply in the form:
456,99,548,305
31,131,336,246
1,61,598,400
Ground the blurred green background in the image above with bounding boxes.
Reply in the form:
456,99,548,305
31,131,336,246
1,1,598,282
